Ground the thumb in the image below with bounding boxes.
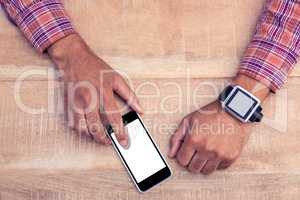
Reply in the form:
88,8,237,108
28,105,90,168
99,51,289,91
168,117,189,158
113,75,144,114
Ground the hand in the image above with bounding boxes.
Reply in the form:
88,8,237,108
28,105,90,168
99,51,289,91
168,101,251,174
168,74,271,174
48,34,143,147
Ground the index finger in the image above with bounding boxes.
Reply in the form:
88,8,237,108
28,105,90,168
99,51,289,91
100,93,128,148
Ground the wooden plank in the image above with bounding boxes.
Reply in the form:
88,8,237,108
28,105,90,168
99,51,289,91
0,170,299,200
1,0,300,79
0,78,299,200
1,0,300,198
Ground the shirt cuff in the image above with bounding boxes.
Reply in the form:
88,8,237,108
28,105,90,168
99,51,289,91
238,38,298,92
14,0,76,53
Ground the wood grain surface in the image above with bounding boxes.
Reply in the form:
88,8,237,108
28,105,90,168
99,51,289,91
0,0,299,199
1,0,300,80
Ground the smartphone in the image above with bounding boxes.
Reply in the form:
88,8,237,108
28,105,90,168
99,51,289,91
105,111,172,192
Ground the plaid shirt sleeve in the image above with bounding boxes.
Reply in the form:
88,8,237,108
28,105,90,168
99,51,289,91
238,0,300,92
0,0,76,53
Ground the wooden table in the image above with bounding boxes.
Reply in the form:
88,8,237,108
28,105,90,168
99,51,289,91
0,0,299,199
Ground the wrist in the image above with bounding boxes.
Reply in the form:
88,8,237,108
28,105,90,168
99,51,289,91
218,76,266,123
47,34,91,69
214,100,247,126
232,74,271,102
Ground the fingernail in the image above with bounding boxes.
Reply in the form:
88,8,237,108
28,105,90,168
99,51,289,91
120,140,128,148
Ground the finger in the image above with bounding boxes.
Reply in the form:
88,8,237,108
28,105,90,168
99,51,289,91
168,118,189,158
73,112,89,136
187,152,208,173
201,158,221,175
66,92,88,136
85,108,110,145
176,136,196,167
66,87,87,130
113,76,143,114
102,93,128,148
217,159,235,170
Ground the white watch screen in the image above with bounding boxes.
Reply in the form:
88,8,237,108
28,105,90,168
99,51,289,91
227,90,256,118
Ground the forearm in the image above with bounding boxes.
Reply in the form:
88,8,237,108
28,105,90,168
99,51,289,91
237,0,300,93
1,0,76,52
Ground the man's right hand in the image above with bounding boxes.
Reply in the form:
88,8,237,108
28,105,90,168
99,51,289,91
48,34,143,147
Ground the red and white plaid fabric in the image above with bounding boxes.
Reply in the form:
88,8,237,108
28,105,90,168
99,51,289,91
1,0,76,52
1,0,299,92
238,0,300,92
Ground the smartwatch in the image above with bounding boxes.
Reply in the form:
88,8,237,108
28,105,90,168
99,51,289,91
218,85,263,123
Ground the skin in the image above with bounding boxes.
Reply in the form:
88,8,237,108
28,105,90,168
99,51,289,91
48,34,143,148
48,33,271,175
168,75,271,174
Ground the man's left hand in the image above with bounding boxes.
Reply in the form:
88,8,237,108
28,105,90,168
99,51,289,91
168,100,252,175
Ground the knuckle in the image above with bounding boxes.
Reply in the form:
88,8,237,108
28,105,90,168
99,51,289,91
189,136,206,149
176,154,188,167
216,150,227,159
218,161,232,170
189,135,200,145
177,158,187,167
89,123,102,135
204,149,218,160
201,168,214,175
188,166,200,174
205,143,216,152
188,161,202,173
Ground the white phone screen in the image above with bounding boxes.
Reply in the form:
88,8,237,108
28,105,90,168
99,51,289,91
111,119,166,183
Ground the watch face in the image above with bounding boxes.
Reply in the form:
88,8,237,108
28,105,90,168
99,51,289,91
225,88,258,120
